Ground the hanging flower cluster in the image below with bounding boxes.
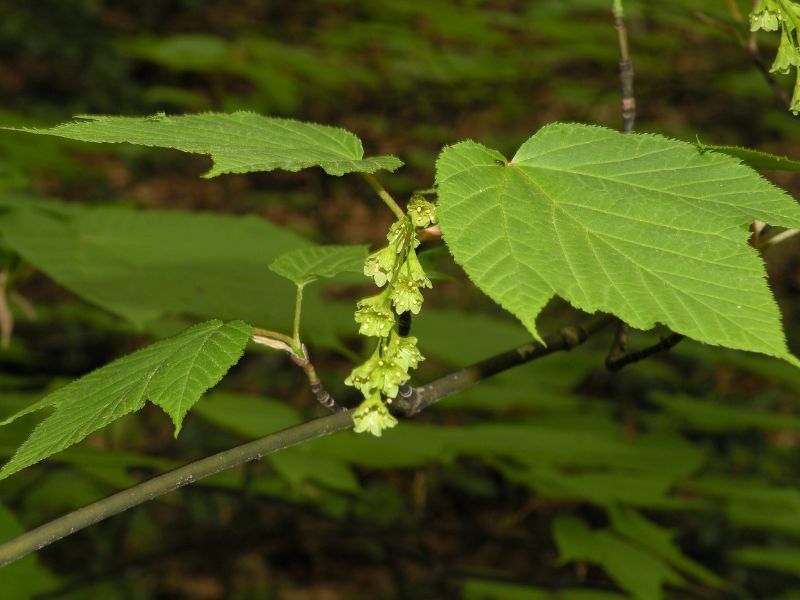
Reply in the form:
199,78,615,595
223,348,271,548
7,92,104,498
751,0,800,113
346,199,437,436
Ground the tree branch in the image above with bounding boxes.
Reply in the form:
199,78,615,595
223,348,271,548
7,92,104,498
605,332,684,372
0,314,614,567
394,314,615,415
605,320,630,370
289,344,343,412
0,411,354,568
613,0,636,132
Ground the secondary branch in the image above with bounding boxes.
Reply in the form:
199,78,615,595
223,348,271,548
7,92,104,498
613,0,636,132
0,314,614,567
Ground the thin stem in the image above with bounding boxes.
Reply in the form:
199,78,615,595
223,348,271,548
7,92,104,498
605,321,630,370
605,333,684,372
0,410,354,567
289,344,341,412
613,0,636,132
725,0,744,22
0,314,615,567
606,0,636,361
694,3,790,109
292,283,305,352
361,173,405,219
0,269,12,349
9,290,36,321
394,314,616,415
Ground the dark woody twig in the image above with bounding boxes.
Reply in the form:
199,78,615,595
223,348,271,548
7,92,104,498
613,0,636,132
605,332,684,372
251,329,342,412
0,313,616,567
605,321,630,370
289,344,342,412
605,1,635,364
394,314,615,415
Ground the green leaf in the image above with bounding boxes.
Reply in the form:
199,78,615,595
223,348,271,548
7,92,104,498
503,466,700,510
192,391,302,437
697,139,800,173
553,515,684,600
0,194,341,349
683,476,800,537
270,449,361,494
733,546,800,578
5,112,403,177
651,391,800,433
436,123,800,364
269,244,368,285
608,506,727,589
0,319,251,480
0,504,59,598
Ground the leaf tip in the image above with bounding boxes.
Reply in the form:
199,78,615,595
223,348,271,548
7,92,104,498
784,353,800,369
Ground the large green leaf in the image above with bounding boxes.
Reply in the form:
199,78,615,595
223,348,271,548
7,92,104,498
502,466,700,510
5,112,402,176
608,506,726,589
436,123,800,364
685,476,800,538
733,546,800,578
697,139,800,173
269,244,368,285
0,319,251,480
553,515,684,600
0,194,340,347
651,391,800,433
192,391,303,437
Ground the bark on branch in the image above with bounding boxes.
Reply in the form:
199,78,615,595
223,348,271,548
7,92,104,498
0,314,614,567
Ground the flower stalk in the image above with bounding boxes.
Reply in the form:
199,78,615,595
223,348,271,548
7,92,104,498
346,198,438,436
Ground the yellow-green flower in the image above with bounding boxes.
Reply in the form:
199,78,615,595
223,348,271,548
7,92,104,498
791,67,800,114
364,245,397,287
387,217,417,250
354,291,395,337
771,28,800,74
390,273,425,314
751,2,781,32
352,394,398,437
345,346,408,397
386,332,424,371
408,196,438,228
406,248,433,289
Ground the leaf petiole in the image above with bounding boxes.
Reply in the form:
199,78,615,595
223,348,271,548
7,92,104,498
251,327,298,355
292,282,306,353
361,172,405,219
